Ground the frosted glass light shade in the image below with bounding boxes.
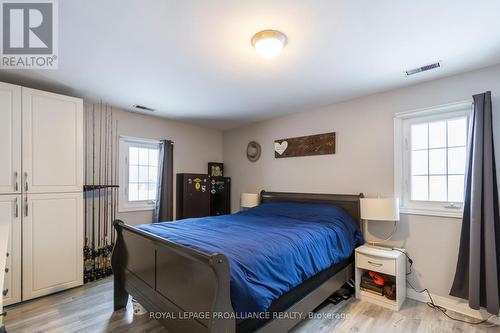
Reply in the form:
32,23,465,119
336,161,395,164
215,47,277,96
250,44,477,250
360,198,400,222
251,30,287,59
241,193,260,208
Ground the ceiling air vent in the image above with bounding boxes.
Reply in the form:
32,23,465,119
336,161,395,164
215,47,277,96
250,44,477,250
405,62,441,76
132,104,155,112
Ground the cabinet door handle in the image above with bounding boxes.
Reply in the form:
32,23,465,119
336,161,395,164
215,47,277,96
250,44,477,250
24,172,29,192
14,197,18,218
14,171,18,191
24,197,28,217
367,260,383,267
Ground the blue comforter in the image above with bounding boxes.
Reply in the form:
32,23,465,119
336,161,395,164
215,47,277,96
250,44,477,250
137,202,363,315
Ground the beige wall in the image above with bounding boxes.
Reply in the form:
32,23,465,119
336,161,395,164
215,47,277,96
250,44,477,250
109,108,223,225
223,64,500,302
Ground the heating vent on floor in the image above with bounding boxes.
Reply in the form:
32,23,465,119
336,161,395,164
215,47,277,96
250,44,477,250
132,104,155,112
405,62,441,76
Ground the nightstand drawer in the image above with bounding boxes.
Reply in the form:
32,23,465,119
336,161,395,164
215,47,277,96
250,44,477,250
356,253,395,275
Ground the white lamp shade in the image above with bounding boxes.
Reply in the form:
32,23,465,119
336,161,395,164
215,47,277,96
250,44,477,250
360,198,400,222
241,193,260,208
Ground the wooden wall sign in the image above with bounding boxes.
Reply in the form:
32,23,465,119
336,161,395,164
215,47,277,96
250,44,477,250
274,132,336,158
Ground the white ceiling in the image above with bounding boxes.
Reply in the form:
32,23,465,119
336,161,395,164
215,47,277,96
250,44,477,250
1,0,500,130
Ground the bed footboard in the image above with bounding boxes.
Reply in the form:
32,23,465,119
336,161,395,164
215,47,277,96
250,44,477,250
111,220,235,333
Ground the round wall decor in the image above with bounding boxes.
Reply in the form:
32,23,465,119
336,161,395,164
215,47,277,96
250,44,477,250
246,141,261,162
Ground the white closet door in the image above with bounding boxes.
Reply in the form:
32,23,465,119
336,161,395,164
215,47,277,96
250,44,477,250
0,82,21,194
22,192,83,300
0,195,22,306
22,88,83,193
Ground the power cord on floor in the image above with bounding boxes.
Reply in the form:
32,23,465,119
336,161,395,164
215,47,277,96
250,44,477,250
391,247,498,327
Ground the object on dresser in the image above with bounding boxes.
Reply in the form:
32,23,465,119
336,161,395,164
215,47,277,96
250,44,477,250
210,177,231,216
208,162,223,177
176,173,210,219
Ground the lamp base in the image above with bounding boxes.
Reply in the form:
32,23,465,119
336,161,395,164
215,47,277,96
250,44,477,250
364,243,406,253
365,243,393,251
363,219,398,247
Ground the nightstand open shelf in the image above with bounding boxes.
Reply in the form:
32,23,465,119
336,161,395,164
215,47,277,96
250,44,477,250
355,245,406,311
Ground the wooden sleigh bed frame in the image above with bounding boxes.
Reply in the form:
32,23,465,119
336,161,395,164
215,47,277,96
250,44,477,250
111,191,363,333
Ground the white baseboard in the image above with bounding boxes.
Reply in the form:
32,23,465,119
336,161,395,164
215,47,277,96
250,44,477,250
407,289,500,325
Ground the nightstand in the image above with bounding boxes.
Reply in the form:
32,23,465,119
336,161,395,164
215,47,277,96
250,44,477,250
355,245,406,311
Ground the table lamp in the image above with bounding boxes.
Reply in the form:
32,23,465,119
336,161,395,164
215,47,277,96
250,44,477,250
241,193,259,210
360,198,400,248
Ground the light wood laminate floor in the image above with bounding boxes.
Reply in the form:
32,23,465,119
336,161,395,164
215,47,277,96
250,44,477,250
4,278,499,333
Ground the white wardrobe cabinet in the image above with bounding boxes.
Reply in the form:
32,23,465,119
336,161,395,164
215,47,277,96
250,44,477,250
22,193,83,300
0,83,21,195
0,81,83,304
0,195,22,306
22,88,83,194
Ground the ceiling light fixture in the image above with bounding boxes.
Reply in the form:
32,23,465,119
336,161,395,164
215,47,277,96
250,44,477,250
251,30,287,60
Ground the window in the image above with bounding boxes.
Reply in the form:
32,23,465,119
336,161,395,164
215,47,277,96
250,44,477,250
395,101,471,217
119,137,160,212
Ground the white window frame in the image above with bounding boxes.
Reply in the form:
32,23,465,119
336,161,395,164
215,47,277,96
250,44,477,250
394,100,472,218
118,136,161,212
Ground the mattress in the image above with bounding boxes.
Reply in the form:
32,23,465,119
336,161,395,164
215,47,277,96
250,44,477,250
137,202,363,316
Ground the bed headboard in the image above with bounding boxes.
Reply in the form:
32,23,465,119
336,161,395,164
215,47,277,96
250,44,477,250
260,191,364,228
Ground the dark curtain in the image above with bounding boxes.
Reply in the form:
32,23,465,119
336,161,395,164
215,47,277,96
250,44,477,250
450,91,500,315
153,140,174,223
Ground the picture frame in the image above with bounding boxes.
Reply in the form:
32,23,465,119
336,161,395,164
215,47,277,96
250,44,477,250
208,162,224,177
274,132,336,158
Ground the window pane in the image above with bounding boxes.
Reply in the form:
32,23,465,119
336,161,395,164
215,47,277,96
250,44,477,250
139,148,149,165
138,166,149,183
148,166,158,183
448,175,465,202
138,183,148,200
124,140,161,204
448,147,466,174
129,147,139,165
429,175,446,201
448,118,467,147
148,183,157,200
405,113,468,206
411,150,428,175
411,176,428,201
411,124,428,150
129,165,138,183
149,149,159,166
429,121,446,149
128,183,138,201
429,148,446,175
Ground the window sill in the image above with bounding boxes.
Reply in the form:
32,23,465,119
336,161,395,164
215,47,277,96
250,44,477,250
400,207,463,219
118,205,155,213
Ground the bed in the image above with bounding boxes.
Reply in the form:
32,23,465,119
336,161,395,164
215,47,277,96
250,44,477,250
111,191,364,333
